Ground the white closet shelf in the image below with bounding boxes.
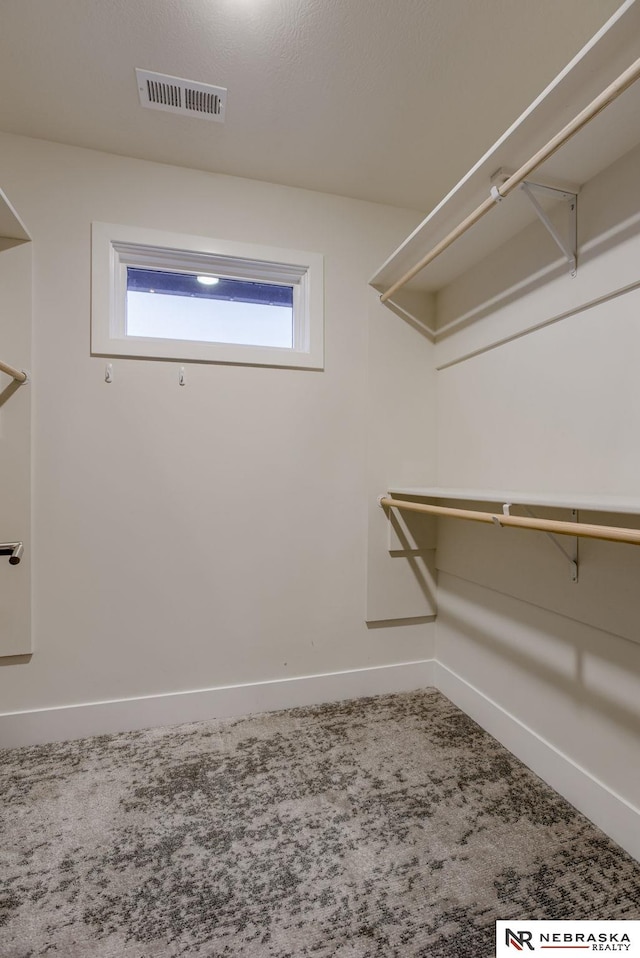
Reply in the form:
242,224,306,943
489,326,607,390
370,0,640,299
0,187,30,248
386,487,640,517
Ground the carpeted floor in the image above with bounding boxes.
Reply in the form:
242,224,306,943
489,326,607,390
1,688,639,957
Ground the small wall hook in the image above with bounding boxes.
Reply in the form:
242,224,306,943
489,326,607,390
178,366,186,387
105,363,113,384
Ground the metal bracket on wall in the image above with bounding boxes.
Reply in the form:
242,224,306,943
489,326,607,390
0,541,24,565
520,180,578,277
523,505,579,582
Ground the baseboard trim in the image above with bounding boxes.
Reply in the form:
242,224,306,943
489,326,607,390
0,659,436,748
4,657,637,863
435,661,640,863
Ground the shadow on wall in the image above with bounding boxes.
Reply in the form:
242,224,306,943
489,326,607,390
439,588,640,741
391,505,436,606
0,654,31,667
0,379,23,409
367,616,435,630
435,212,640,344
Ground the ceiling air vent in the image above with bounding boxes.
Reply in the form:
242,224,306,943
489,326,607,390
135,69,226,122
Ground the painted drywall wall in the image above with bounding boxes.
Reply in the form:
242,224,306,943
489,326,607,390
433,143,640,835
0,132,435,719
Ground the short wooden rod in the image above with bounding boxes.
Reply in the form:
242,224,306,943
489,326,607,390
380,55,640,303
0,359,27,384
380,497,640,547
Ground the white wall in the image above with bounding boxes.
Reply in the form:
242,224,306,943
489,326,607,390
0,132,436,727
433,143,640,857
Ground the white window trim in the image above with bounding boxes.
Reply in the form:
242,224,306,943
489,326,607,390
91,222,324,369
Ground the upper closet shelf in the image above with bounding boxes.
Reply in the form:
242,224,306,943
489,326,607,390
387,487,640,517
370,0,640,300
0,187,30,249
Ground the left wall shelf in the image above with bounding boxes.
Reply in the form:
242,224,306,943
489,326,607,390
0,185,32,656
0,187,31,249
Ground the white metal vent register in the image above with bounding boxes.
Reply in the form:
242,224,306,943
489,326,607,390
135,69,226,121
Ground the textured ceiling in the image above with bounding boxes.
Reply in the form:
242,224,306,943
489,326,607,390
0,0,624,210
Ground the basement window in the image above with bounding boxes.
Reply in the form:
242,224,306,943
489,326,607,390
91,223,324,369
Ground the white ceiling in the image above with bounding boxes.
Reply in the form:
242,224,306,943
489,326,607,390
0,0,624,211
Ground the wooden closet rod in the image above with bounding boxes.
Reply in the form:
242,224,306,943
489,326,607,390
380,497,640,547
380,55,640,303
0,359,27,384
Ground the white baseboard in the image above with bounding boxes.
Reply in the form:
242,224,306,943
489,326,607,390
3,656,637,863
0,659,436,748
435,661,640,863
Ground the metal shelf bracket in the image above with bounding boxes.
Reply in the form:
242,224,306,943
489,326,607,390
520,180,578,277
523,506,579,582
0,541,24,565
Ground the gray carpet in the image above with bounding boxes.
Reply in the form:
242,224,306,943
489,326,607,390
1,689,638,957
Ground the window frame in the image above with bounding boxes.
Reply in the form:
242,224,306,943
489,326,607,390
91,222,324,369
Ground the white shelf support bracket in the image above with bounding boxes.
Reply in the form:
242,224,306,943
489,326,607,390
520,181,577,277
491,502,512,527
524,506,579,582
